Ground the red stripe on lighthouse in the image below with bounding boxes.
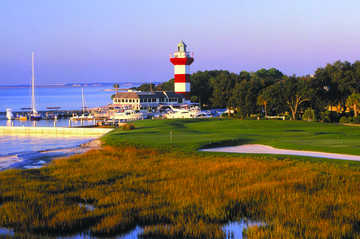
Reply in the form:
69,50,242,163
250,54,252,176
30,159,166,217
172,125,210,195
174,74,191,83
170,57,194,65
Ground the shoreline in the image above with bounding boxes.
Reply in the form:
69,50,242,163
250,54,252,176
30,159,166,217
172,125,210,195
0,139,101,171
200,144,360,161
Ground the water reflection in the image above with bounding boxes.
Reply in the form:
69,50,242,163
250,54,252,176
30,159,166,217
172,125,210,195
0,227,14,236
222,220,263,239
0,221,262,239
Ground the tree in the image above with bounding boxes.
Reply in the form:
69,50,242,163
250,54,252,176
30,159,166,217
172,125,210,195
346,93,360,117
257,94,268,117
231,78,263,118
190,71,213,108
314,61,358,113
258,81,287,116
282,76,312,120
135,83,155,92
156,79,174,91
113,83,119,94
209,71,237,108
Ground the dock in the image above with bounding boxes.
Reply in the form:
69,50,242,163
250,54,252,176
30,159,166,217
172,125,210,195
0,126,112,137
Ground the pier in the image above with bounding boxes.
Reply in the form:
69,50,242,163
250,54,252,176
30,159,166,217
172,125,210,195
0,126,112,137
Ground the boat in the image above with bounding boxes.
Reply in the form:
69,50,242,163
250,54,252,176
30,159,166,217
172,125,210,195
30,52,42,121
70,88,95,121
110,110,144,121
164,104,200,119
165,110,195,119
71,113,95,121
17,114,28,121
6,109,14,120
195,111,213,118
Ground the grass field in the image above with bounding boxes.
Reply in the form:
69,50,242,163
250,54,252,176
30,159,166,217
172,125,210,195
1,119,360,238
104,119,360,156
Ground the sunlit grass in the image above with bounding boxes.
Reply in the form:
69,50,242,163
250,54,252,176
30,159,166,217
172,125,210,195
1,119,360,238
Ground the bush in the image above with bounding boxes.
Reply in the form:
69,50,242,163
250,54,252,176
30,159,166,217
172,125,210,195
122,123,135,130
339,116,351,123
353,116,360,124
319,111,340,123
302,108,316,121
339,116,360,124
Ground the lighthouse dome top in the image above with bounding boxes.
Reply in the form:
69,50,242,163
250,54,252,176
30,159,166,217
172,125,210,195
177,40,187,52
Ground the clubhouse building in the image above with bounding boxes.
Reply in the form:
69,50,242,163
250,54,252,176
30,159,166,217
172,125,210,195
112,91,185,110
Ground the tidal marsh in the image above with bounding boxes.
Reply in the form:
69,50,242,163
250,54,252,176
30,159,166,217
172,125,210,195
1,119,360,238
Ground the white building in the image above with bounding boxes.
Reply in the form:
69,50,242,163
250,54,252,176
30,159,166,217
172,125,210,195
112,91,185,110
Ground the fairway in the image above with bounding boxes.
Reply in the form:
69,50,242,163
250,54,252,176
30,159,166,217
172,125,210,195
104,119,360,156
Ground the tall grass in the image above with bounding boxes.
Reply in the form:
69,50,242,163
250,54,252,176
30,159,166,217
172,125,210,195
1,146,360,238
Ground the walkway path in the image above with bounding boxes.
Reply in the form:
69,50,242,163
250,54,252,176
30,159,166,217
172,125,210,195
200,144,360,161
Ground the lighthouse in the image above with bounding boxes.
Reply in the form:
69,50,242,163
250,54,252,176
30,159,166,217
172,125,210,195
170,41,194,99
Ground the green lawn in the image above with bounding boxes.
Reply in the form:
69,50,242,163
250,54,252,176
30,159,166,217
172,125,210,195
103,119,360,156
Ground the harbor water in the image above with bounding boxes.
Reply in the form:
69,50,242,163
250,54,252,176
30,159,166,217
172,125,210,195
0,84,124,170
0,84,131,112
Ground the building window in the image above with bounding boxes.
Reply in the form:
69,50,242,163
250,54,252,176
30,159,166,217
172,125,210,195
152,98,156,102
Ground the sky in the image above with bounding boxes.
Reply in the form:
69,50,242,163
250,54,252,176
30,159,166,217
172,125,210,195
1,0,360,85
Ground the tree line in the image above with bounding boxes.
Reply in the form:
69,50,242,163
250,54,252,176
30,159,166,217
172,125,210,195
132,60,360,122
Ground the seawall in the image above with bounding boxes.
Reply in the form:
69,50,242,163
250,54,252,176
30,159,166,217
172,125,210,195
0,126,112,137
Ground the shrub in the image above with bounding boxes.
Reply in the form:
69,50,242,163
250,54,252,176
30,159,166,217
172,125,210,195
122,123,135,130
319,111,339,123
339,116,351,123
302,108,316,121
353,116,360,124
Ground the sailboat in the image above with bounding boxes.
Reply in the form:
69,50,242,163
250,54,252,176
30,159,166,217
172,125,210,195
6,108,14,120
30,52,41,121
70,88,94,121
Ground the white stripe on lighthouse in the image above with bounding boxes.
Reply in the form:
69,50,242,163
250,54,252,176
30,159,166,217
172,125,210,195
175,82,190,92
174,65,190,75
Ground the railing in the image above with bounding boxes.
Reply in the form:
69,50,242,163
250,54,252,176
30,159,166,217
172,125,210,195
170,52,194,58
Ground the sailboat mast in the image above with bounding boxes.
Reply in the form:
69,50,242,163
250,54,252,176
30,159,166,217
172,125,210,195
81,88,85,114
31,52,36,114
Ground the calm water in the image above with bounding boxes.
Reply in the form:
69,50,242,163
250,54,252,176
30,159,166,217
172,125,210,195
0,119,97,170
0,135,92,157
0,85,123,112
0,220,262,238
0,84,120,167
0,119,96,155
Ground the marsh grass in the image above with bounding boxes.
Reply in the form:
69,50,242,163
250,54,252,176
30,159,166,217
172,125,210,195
1,119,360,238
1,145,360,238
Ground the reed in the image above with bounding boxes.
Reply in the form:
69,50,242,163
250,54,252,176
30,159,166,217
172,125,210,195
1,119,360,238
1,145,360,238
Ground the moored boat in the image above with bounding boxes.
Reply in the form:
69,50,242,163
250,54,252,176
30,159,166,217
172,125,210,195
30,52,42,121
110,110,144,121
6,108,14,120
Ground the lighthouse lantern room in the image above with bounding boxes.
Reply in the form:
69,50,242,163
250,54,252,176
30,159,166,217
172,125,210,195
170,41,194,99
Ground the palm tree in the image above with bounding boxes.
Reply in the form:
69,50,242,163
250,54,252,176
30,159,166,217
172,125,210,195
113,83,119,94
257,94,268,117
346,93,360,118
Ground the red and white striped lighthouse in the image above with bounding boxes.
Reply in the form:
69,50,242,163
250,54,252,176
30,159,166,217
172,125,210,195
170,41,194,99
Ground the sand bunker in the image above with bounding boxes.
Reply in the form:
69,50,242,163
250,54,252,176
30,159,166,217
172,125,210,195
200,144,360,161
